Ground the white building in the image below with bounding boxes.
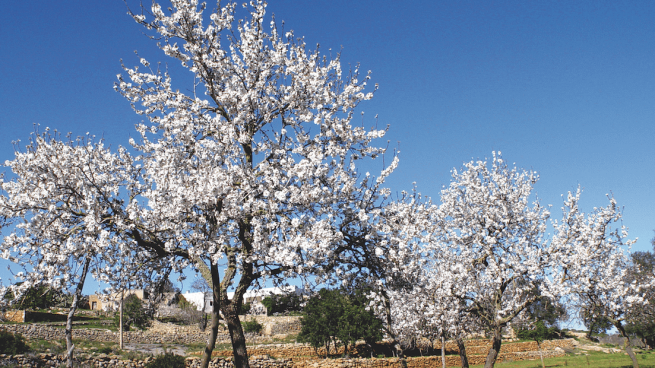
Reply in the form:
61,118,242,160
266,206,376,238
181,285,302,314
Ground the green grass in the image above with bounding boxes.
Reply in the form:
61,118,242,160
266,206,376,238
27,338,67,354
271,333,298,344
467,351,655,368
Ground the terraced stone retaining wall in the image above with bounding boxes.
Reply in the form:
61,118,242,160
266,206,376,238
206,339,575,359
0,351,568,368
1,324,270,345
0,354,293,368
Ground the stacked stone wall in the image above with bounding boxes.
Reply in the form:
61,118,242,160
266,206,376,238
241,315,302,336
0,354,293,368
3,310,74,323
205,339,574,359
0,352,570,368
0,340,571,368
0,324,271,345
289,352,569,368
3,310,25,323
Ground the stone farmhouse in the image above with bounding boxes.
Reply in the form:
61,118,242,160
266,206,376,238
88,289,149,311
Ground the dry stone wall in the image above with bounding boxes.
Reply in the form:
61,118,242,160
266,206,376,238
0,340,572,368
0,354,293,368
3,310,24,323
0,352,569,368
205,339,575,359
267,349,569,368
242,315,302,336
3,310,82,323
0,324,271,345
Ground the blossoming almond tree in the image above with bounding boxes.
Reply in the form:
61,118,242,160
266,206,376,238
353,154,641,368
431,153,559,368
332,190,436,367
116,2,394,366
551,190,649,368
2,1,394,368
0,132,161,367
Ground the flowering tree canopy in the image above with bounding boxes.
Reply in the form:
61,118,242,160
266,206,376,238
551,189,650,368
1,1,394,367
364,153,642,368
0,133,157,367
430,153,554,368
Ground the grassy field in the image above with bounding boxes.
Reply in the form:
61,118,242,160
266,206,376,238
467,350,655,368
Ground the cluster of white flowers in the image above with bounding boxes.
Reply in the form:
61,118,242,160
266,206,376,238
0,2,649,368
1,3,394,367
357,153,650,368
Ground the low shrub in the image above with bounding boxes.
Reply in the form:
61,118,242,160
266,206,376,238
97,347,113,354
144,353,186,368
0,329,30,355
242,318,263,334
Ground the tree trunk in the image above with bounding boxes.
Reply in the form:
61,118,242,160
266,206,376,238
537,341,545,368
615,322,639,368
456,337,469,368
200,262,222,368
441,335,446,368
483,327,503,368
65,257,90,368
119,290,124,350
381,292,407,368
224,305,250,368
624,338,639,368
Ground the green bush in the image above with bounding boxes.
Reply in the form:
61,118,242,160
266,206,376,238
261,294,303,315
298,288,383,356
3,283,60,310
0,329,30,355
242,318,263,334
144,353,186,368
113,294,152,331
177,295,194,310
516,321,561,344
97,347,113,354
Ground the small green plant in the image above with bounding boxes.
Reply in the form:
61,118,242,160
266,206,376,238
242,318,263,334
97,347,113,354
113,294,152,331
0,329,30,354
144,353,186,368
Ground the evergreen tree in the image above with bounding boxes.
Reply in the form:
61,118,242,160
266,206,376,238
298,288,382,357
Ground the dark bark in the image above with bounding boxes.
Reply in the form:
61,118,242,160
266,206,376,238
200,262,222,368
456,337,469,368
66,257,91,368
441,335,446,368
119,291,124,349
537,341,545,368
483,327,503,368
615,322,639,368
224,304,250,368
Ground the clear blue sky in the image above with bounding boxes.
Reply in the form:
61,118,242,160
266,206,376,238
1,1,654,295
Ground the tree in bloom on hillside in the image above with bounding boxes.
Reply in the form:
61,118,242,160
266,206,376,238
0,133,159,367
0,1,395,368
379,272,480,368
367,153,635,368
551,190,651,368
374,154,646,368
429,153,557,368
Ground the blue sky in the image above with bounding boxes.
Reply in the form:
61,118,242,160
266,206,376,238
1,1,654,296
